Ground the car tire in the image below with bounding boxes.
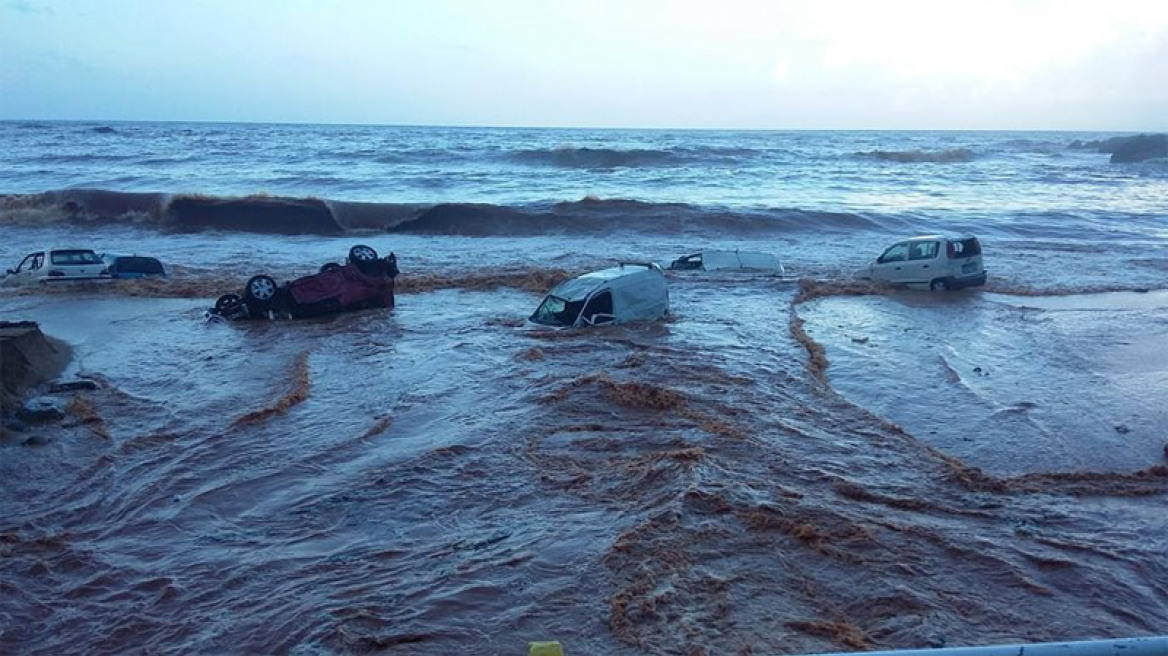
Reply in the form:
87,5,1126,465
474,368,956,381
320,262,341,273
215,293,243,313
349,245,379,274
930,278,951,292
245,275,279,303
349,245,378,263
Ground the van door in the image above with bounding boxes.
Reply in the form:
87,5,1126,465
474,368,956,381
10,253,35,278
579,291,615,326
871,242,911,282
11,252,45,283
904,240,941,284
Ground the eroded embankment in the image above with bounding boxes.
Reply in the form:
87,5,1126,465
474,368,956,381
0,321,71,414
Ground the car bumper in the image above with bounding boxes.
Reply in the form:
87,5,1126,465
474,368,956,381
950,271,987,289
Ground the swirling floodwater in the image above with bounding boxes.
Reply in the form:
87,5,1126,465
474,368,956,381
2,122,1167,655
1,225,1166,655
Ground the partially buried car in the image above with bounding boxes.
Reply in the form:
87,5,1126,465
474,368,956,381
861,235,986,291
529,262,670,328
668,249,785,274
101,254,167,279
209,245,398,320
5,248,111,284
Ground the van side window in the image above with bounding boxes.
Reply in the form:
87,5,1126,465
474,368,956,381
581,291,614,325
15,254,35,272
909,241,939,261
878,243,910,263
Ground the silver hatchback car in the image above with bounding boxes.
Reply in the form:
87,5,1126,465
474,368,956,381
864,235,987,290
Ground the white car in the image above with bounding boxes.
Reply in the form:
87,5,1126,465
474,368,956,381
5,248,111,284
864,235,987,290
530,263,670,327
669,249,785,274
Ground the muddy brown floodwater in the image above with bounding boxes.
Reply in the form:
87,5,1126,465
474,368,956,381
1,273,1166,655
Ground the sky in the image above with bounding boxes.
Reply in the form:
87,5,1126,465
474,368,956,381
1,0,1166,130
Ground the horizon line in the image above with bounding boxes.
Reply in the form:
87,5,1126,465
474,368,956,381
1,118,1163,134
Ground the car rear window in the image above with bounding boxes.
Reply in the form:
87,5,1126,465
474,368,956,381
948,238,982,258
112,256,165,274
50,250,102,265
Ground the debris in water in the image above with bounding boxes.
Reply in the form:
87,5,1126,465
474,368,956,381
529,641,563,656
48,379,100,393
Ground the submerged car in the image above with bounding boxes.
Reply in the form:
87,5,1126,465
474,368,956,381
101,254,167,279
530,263,670,328
5,248,111,283
208,244,398,320
669,250,785,274
863,235,987,290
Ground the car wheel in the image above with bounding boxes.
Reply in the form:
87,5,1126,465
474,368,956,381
320,262,341,273
930,278,951,292
215,293,243,312
349,245,380,275
349,245,378,263
245,275,278,302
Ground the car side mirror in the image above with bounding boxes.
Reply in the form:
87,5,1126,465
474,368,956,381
5,269,14,274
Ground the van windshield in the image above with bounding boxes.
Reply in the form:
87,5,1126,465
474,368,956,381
530,295,584,327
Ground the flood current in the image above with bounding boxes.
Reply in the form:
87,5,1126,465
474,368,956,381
2,228,1166,655
2,124,1166,654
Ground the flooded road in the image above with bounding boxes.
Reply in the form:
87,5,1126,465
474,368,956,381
799,289,1168,475
3,268,1166,654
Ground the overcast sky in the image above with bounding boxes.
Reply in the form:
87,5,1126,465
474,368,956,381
1,0,1165,129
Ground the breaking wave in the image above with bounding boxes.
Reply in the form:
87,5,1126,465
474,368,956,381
1,189,886,237
510,146,679,169
508,144,761,169
857,148,975,163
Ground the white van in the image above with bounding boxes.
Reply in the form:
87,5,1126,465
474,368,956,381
864,235,987,290
529,263,670,327
5,248,111,284
669,250,784,274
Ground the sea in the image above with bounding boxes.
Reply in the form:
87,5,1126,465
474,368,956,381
1,121,1166,655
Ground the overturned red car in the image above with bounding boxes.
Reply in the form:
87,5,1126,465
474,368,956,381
209,245,399,320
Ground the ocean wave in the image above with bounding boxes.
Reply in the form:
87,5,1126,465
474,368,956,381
20,153,142,164
857,148,974,163
1,190,887,237
387,198,883,236
511,146,678,168
508,144,766,169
